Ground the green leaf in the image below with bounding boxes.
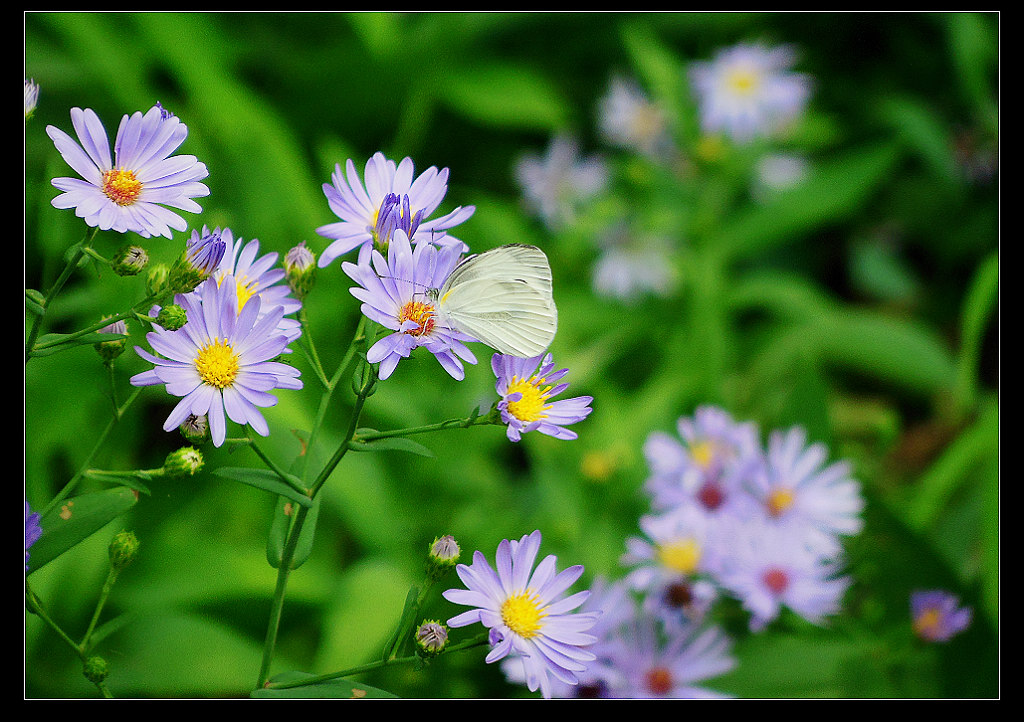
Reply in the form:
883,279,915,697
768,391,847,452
714,142,901,261
29,331,127,357
348,430,435,458
252,671,398,699
213,467,313,508
435,62,569,130
28,487,139,572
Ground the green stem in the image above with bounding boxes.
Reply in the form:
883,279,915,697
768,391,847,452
26,227,99,361
80,567,120,652
245,430,311,495
25,583,85,661
297,308,331,391
43,386,143,517
263,633,491,691
353,409,499,444
29,291,161,355
254,316,369,690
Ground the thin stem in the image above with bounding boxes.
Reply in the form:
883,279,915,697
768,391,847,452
29,291,161,355
353,410,498,444
297,308,330,391
42,386,142,517
263,633,491,691
26,227,99,361
80,567,120,652
25,583,86,661
245,430,311,495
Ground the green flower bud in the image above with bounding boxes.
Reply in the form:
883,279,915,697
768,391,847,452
179,414,211,446
426,534,460,581
284,241,317,299
414,620,449,657
146,263,170,297
164,446,204,478
167,230,226,295
83,656,109,684
108,530,139,570
155,304,188,331
94,319,128,363
112,245,149,276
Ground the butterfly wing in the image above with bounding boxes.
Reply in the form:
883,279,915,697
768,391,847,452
438,244,557,357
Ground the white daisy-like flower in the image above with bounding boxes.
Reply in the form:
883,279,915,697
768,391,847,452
46,105,210,238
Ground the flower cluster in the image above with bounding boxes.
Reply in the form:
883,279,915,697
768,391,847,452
627,406,863,633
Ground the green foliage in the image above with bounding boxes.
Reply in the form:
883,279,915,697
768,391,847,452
25,11,998,699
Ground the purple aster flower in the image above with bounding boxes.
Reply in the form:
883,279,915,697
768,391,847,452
689,42,811,144
46,105,210,239
911,590,973,643
597,75,672,158
442,530,600,700
501,575,636,698
129,275,302,447
26,501,42,571
643,405,763,517
515,134,608,231
713,518,851,632
25,78,39,119
745,425,864,559
204,227,303,349
492,352,593,442
316,152,475,267
600,615,736,699
342,229,478,381
621,505,723,627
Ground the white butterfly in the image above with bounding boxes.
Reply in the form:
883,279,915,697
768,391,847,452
428,243,557,358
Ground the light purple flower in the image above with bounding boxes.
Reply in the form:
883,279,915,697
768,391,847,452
745,425,864,559
46,105,210,238
597,75,672,157
129,275,302,447
600,615,736,699
643,405,763,516
515,134,608,231
443,530,600,699
713,518,851,632
26,501,42,571
622,505,722,626
689,42,811,144
25,78,39,119
204,227,303,349
492,352,593,442
911,590,973,643
342,229,477,381
316,152,475,267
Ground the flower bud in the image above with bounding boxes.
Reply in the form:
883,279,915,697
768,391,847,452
167,230,226,294
94,318,128,363
25,78,39,120
163,446,204,478
112,245,149,276
284,241,317,299
146,263,170,297
426,534,460,581
414,620,449,656
83,656,108,684
155,304,188,331
108,530,139,570
179,414,211,446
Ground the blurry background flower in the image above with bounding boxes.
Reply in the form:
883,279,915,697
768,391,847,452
515,134,608,231
689,41,811,144
25,78,40,119
25,501,42,571
911,590,973,643
598,75,673,158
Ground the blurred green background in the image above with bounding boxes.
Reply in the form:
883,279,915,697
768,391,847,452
25,12,998,698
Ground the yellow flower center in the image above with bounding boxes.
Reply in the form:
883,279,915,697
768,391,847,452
216,273,259,313
505,376,552,423
101,168,143,206
726,67,760,96
657,538,702,575
689,440,716,469
913,609,942,640
398,300,436,337
766,487,795,517
194,338,240,389
501,590,546,639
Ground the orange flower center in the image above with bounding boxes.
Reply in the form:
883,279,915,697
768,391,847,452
398,300,435,337
102,168,143,206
